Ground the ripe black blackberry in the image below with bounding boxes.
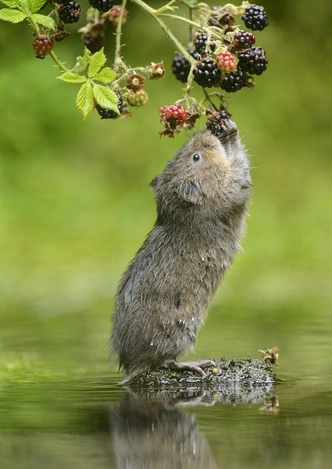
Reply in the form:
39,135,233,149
89,0,114,13
194,32,216,54
96,94,123,119
172,51,198,83
83,33,104,53
193,58,221,88
220,67,248,93
58,1,81,24
237,47,267,75
242,5,269,31
233,30,256,50
206,110,231,137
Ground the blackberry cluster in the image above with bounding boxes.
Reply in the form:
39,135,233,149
206,110,231,137
194,33,216,55
58,1,81,24
89,0,114,13
220,67,248,93
172,51,198,83
237,47,267,75
242,5,269,31
233,30,256,50
96,94,123,119
193,58,221,88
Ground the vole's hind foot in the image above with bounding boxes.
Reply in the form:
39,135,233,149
163,358,215,376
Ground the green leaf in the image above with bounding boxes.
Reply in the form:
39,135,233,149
181,0,197,5
30,0,47,13
76,82,94,119
88,48,106,79
0,8,26,22
0,0,20,8
32,13,55,29
72,55,88,74
92,84,119,113
84,46,92,61
93,67,117,84
57,72,87,84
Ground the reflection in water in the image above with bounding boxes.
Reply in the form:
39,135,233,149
110,392,218,469
109,385,277,469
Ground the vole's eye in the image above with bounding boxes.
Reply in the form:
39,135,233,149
192,153,201,163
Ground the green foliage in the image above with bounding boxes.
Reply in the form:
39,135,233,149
76,82,95,118
32,13,55,29
57,48,118,118
0,8,26,22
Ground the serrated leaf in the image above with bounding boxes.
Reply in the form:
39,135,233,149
93,67,117,84
84,46,92,61
88,48,106,79
32,13,55,29
76,82,94,119
0,0,20,8
92,84,119,113
57,72,87,84
0,8,26,22
30,0,47,13
72,56,88,74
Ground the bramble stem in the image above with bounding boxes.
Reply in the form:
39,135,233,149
131,0,195,64
114,0,128,73
49,51,71,73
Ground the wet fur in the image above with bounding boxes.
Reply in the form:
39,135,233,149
112,123,251,380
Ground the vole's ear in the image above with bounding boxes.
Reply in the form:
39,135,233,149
177,181,204,205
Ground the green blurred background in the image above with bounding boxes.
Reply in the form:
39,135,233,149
0,0,331,384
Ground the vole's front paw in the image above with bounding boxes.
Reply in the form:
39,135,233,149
218,119,238,144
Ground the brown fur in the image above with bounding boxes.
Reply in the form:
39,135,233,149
112,121,251,380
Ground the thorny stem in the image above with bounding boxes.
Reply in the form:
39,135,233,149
114,0,128,73
202,87,218,111
131,0,195,64
49,51,71,73
159,13,222,39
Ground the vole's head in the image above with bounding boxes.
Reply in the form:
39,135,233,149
151,128,251,222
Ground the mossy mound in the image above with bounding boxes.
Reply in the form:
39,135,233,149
128,357,278,388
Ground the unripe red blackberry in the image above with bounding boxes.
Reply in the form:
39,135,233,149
96,93,123,119
89,0,114,13
194,32,216,54
206,110,231,137
106,5,128,26
237,47,267,75
127,89,148,107
33,35,54,59
220,67,248,93
233,30,256,50
242,5,269,31
217,51,237,73
159,104,187,126
193,58,221,88
172,51,198,83
58,1,81,24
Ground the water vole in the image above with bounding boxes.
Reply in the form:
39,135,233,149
112,120,251,383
